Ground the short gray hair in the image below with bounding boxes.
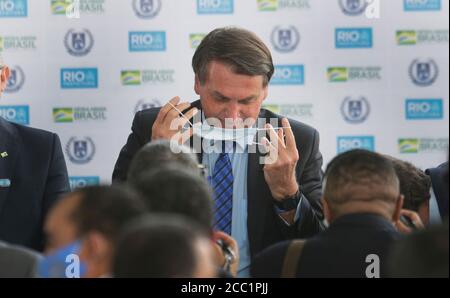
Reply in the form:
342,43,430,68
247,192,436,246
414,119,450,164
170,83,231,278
127,140,200,184
192,27,274,87
324,150,400,208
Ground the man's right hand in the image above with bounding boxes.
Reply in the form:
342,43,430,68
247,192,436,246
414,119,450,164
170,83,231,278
395,209,425,234
212,231,240,277
151,96,199,143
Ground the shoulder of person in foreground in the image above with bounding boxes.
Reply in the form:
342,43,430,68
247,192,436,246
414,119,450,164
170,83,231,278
0,241,42,278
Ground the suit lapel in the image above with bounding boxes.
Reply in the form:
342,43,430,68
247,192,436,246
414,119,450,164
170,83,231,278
247,109,274,257
247,143,269,257
0,117,20,214
186,100,203,162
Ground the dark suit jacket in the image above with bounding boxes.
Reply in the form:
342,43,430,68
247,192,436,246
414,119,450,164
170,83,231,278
0,117,70,251
112,100,324,258
426,162,449,220
251,213,401,278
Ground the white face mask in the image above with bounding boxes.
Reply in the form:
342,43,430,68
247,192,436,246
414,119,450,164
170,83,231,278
169,102,288,147
192,122,258,144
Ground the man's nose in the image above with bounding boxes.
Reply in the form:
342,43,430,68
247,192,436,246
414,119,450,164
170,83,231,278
224,102,240,121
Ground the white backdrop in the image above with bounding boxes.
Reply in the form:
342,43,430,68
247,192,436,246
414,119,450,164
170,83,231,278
1,0,449,188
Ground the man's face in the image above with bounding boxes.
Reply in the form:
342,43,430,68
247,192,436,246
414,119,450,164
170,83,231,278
0,66,10,98
195,61,268,128
44,194,80,254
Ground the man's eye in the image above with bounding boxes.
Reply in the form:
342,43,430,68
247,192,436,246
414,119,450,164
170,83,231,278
240,99,253,105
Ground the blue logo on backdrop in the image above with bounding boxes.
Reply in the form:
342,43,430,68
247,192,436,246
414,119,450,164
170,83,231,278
0,0,27,17
409,59,439,87
339,0,368,15
341,96,370,124
337,136,375,153
64,29,94,57
69,176,100,190
5,66,25,93
271,26,300,52
133,0,161,18
129,31,166,52
0,105,29,125
271,65,305,85
66,137,96,165
197,0,233,14
335,28,373,48
406,99,443,119
61,68,98,89
404,0,441,11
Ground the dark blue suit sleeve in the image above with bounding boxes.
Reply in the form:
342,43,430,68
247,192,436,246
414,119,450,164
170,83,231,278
112,111,150,183
42,133,70,221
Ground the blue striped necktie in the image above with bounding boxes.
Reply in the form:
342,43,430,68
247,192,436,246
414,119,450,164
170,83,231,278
211,143,234,234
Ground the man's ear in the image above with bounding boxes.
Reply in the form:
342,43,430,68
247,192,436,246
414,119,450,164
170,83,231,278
393,194,405,222
322,197,332,224
262,85,268,101
194,75,201,95
79,232,110,262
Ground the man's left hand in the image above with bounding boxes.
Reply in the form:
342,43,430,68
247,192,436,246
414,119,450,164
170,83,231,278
263,118,300,201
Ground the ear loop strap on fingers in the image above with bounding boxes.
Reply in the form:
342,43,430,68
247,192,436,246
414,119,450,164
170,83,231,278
253,127,291,146
168,101,194,127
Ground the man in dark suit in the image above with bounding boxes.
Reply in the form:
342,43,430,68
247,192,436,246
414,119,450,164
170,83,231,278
426,162,449,221
0,58,70,251
251,150,404,278
113,27,324,276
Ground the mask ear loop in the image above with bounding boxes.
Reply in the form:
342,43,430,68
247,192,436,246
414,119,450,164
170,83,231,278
209,127,293,146
252,127,292,146
168,101,194,127
224,126,292,144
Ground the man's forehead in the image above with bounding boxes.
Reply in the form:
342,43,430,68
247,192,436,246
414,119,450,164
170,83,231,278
205,70,265,100
211,89,259,101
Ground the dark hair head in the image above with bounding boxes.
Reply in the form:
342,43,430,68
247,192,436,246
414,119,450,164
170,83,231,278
389,221,449,278
324,150,400,209
130,165,213,234
113,214,210,278
385,156,431,211
128,140,200,183
192,27,274,87
69,185,147,243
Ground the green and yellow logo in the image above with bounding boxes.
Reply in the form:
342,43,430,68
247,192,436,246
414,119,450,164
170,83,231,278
51,0,70,15
53,108,74,123
327,67,348,82
189,34,206,49
258,0,278,11
399,139,419,154
121,71,141,86
396,31,417,45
